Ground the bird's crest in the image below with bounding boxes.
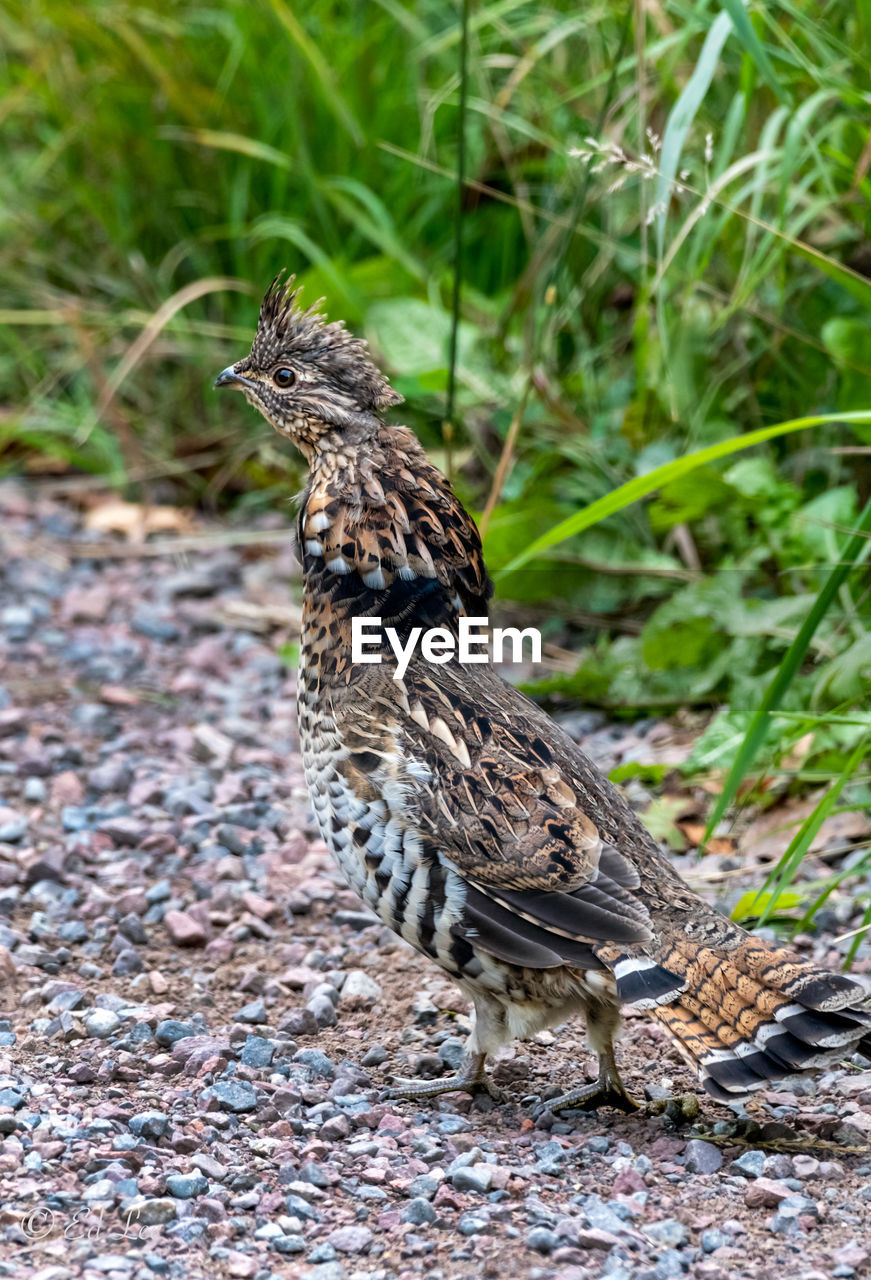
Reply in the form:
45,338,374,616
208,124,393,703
249,271,403,412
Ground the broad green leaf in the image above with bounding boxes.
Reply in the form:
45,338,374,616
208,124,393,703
731,889,802,924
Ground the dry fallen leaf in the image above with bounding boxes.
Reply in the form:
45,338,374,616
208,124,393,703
99,684,142,706
83,499,195,540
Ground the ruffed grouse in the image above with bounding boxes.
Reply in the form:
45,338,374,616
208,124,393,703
216,275,871,1112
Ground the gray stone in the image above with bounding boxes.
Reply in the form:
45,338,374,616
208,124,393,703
655,1249,687,1277
132,612,180,642
527,1227,559,1253
155,1019,195,1046
300,1161,329,1188
24,778,46,803
586,1135,610,1154
293,1048,336,1079
437,1036,465,1071
235,998,267,1024
684,1139,723,1175
83,1178,116,1202
129,1111,169,1140
302,1265,348,1280
72,704,118,736
451,1166,492,1194
307,994,337,1028
118,913,147,945
47,989,84,1015
84,1009,121,1038
280,1008,319,1037
0,812,27,842
240,1035,274,1068
88,760,133,793
332,909,378,931
272,1234,306,1253
112,949,144,976
206,1079,257,1113
457,1212,489,1236
2,606,34,639
165,1172,209,1198
700,1228,729,1252
326,1225,372,1254
306,1244,338,1264
339,970,381,1007
407,1173,442,1199
731,1149,766,1178
644,1219,688,1248
401,1197,437,1225
58,921,89,944
191,1153,226,1181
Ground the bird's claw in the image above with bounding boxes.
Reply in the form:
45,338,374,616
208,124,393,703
385,1071,505,1104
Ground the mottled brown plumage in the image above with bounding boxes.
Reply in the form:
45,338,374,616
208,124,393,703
216,276,871,1112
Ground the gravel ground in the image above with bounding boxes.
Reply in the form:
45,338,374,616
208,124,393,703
1,481,870,1280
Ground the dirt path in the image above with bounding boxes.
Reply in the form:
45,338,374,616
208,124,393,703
0,481,869,1280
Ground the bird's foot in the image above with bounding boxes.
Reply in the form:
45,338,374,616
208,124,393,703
534,1078,640,1120
385,1052,505,1103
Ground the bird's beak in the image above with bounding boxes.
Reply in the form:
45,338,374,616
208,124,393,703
214,365,256,390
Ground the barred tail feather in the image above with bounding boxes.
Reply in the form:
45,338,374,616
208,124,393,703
649,938,871,1101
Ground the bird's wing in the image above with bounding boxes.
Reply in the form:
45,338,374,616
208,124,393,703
396,664,655,958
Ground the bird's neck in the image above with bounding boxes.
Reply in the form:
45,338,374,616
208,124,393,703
297,424,492,668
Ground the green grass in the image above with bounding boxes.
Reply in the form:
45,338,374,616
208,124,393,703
2,0,871,943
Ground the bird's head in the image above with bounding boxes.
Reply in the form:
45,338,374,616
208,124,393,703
214,272,403,456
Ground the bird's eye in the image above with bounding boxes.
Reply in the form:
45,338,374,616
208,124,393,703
273,367,296,388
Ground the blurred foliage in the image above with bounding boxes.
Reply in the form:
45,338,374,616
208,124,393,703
2,0,871,806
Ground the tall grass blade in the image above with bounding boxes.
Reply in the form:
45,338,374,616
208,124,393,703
704,495,871,841
445,0,471,468
158,128,292,169
753,733,869,927
655,11,733,257
266,0,363,144
498,413,871,575
717,0,790,104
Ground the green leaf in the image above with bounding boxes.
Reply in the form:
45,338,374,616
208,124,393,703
277,642,299,667
609,762,667,785
731,888,802,924
639,796,689,851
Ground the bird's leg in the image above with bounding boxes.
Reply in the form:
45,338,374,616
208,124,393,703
536,999,639,1117
386,1051,504,1102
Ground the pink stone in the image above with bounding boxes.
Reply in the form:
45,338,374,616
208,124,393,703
50,771,84,806
164,910,206,946
744,1177,793,1208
